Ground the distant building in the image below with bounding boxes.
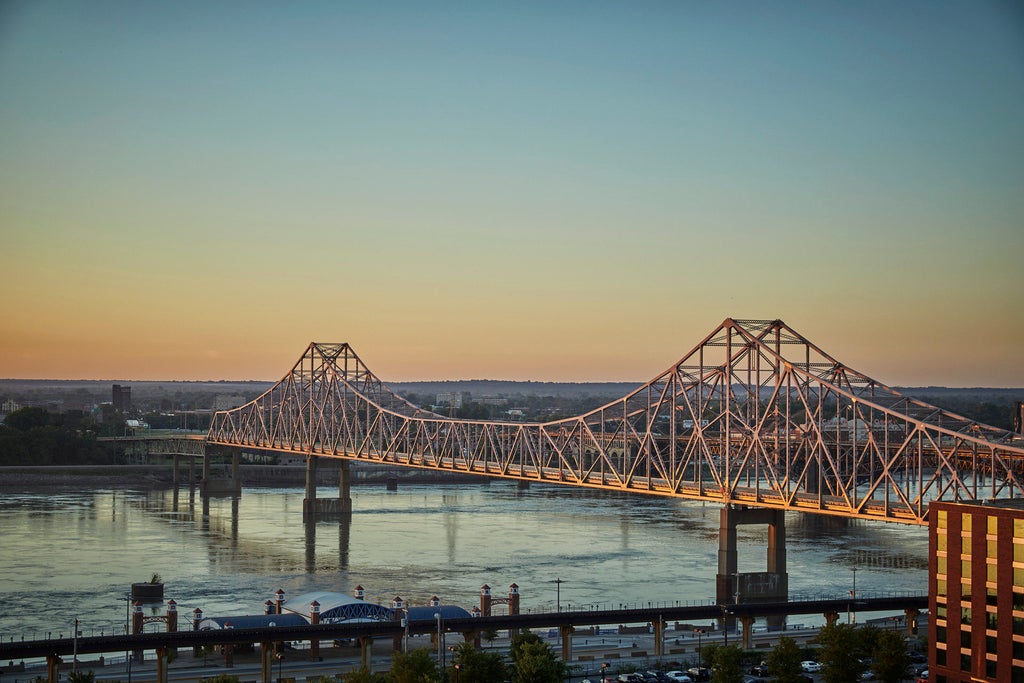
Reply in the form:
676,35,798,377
435,391,470,409
929,499,1024,682
112,384,131,412
213,394,247,411
0,398,21,422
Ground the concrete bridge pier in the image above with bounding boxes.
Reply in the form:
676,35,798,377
155,646,169,683
46,655,59,683
717,505,788,631
359,636,373,670
200,447,241,497
303,456,353,520
259,641,273,683
652,619,667,657
824,610,840,626
339,460,352,515
560,624,574,662
904,608,919,635
739,616,755,651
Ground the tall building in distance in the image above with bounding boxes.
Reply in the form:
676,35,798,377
112,384,131,413
929,499,1024,682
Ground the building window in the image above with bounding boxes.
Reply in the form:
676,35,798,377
938,509,947,528
937,578,947,597
1014,616,1024,636
1015,542,1024,562
938,530,948,552
961,630,971,648
936,648,947,666
987,611,998,629
936,625,947,643
987,635,997,653
964,514,972,534
938,555,947,574
1014,518,1024,538
960,653,971,671
989,516,999,535
962,607,972,625
1013,640,1024,659
988,562,998,583
962,558,972,576
936,602,947,619
986,659,997,678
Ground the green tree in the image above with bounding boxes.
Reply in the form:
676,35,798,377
67,671,96,683
870,629,911,683
4,407,50,431
509,630,543,663
450,641,508,683
511,639,565,683
203,676,242,683
391,647,439,683
710,644,744,683
765,636,805,683
344,666,386,682
817,623,865,683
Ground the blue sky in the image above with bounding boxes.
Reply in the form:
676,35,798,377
1,2,1022,384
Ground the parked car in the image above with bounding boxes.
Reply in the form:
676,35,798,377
664,672,692,683
801,661,822,673
749,665,769,676
686,668,711,682
915,671,928,683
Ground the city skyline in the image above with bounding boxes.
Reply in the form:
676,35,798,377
2,3,1022,386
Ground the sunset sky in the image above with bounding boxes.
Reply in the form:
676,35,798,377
2,2,1022,386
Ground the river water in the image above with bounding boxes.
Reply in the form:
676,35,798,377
0,481,928,641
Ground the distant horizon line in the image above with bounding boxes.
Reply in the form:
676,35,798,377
1,377,1022,392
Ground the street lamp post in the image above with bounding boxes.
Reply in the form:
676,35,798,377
121,596,133,683
695,629,703,668
850,567,858,624
435,612,444,669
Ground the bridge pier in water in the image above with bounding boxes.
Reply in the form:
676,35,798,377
303,456,353,521
717,505,788,631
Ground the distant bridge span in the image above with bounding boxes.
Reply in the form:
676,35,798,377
204,318,1024,525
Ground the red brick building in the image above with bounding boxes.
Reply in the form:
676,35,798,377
929,499,1024,682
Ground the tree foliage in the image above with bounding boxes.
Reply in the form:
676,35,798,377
870,629,912,683
765,636,805,683
451,641,508,683
709,644,744,683
511,639,565,683
817,623,866,683
391,647,440,683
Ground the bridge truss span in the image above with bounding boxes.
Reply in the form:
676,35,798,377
208,318,1024,524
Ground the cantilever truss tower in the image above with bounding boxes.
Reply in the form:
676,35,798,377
208,318,1024,524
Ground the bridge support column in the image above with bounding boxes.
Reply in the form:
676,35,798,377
739,616,755,651
824,611,840,627
155,646,169,683
904,608,919,636
359,636,373,671
716,506,788,630
560,625,574,662
652,619,666,657
463,631,481,649
172,454,179,486
46,655,60,683
303,455,318,521
339,460,353,515
231,450,240,487
259,641,273,683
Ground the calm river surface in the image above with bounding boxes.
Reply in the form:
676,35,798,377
0,481,928,640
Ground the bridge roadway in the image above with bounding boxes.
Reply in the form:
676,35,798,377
2,594,926,683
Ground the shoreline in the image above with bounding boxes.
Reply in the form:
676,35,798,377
0,464,493,488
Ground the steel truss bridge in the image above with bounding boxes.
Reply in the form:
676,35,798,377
208,318,1024,525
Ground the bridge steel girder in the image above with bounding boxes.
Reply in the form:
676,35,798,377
206,318,1024,525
